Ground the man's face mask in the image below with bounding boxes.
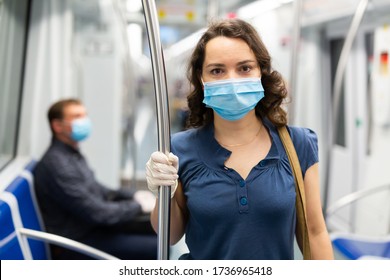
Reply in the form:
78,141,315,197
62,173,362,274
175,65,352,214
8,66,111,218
202,77,265,121
70,117,92,142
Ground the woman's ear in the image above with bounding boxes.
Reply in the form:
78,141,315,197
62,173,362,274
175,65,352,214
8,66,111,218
199,74,204,90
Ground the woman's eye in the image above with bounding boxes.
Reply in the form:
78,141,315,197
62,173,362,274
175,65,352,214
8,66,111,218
241,65,252,72
210,68,223,75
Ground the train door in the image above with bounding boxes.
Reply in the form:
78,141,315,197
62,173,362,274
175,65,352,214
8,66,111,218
356,24,390,235
324,6,390,235
325,28,367,232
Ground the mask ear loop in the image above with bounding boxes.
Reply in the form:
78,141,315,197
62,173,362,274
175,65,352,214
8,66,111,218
200,76,205,90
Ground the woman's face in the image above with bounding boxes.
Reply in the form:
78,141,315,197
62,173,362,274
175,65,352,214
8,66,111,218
201,36,261,83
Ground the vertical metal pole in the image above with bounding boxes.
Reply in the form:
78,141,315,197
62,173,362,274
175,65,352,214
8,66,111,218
207,0,220,21
289,0,303,125
141,0,171,260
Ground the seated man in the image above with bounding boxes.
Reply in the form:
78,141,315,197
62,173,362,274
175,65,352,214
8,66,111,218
34,98,157,260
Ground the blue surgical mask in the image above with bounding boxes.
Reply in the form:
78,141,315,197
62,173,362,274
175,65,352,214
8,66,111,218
203,77,264,121
71,117,92,142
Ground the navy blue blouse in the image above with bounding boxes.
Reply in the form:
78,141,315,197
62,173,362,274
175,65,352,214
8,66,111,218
171,118,318,260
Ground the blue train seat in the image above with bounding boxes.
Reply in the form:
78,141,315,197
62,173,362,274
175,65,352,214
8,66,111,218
4,163,49,259
0,160,118,260
0,198,25,259
331,232,390,260
0,193,32,259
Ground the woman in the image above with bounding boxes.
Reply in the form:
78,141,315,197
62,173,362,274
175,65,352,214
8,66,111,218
146,18,333,260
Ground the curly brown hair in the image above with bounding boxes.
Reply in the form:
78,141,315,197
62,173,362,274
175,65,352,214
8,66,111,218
186,18,288,128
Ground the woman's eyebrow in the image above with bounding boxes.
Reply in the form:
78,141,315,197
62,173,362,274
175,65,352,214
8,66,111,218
205,63,225,69
237,60,257,66
205,60,257,69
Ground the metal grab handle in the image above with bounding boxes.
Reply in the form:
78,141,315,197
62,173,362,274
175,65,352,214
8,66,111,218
326,184,390,218
18,228,119,260
141,0,171,260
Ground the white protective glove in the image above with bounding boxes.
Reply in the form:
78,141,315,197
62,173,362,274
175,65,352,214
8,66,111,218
145,151,179,198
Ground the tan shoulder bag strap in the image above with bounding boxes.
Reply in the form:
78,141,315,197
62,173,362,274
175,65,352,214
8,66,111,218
277,126,311,260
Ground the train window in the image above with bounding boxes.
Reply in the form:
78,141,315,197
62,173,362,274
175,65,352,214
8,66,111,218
0,0,29,170
330,38,346,147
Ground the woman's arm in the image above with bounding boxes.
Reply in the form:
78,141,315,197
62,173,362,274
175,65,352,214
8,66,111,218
304,163,334,259
150,181,188,245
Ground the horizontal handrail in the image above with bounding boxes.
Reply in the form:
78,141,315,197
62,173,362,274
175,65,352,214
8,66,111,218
330,231,390,242
18,228,119,260
326,184,390,218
